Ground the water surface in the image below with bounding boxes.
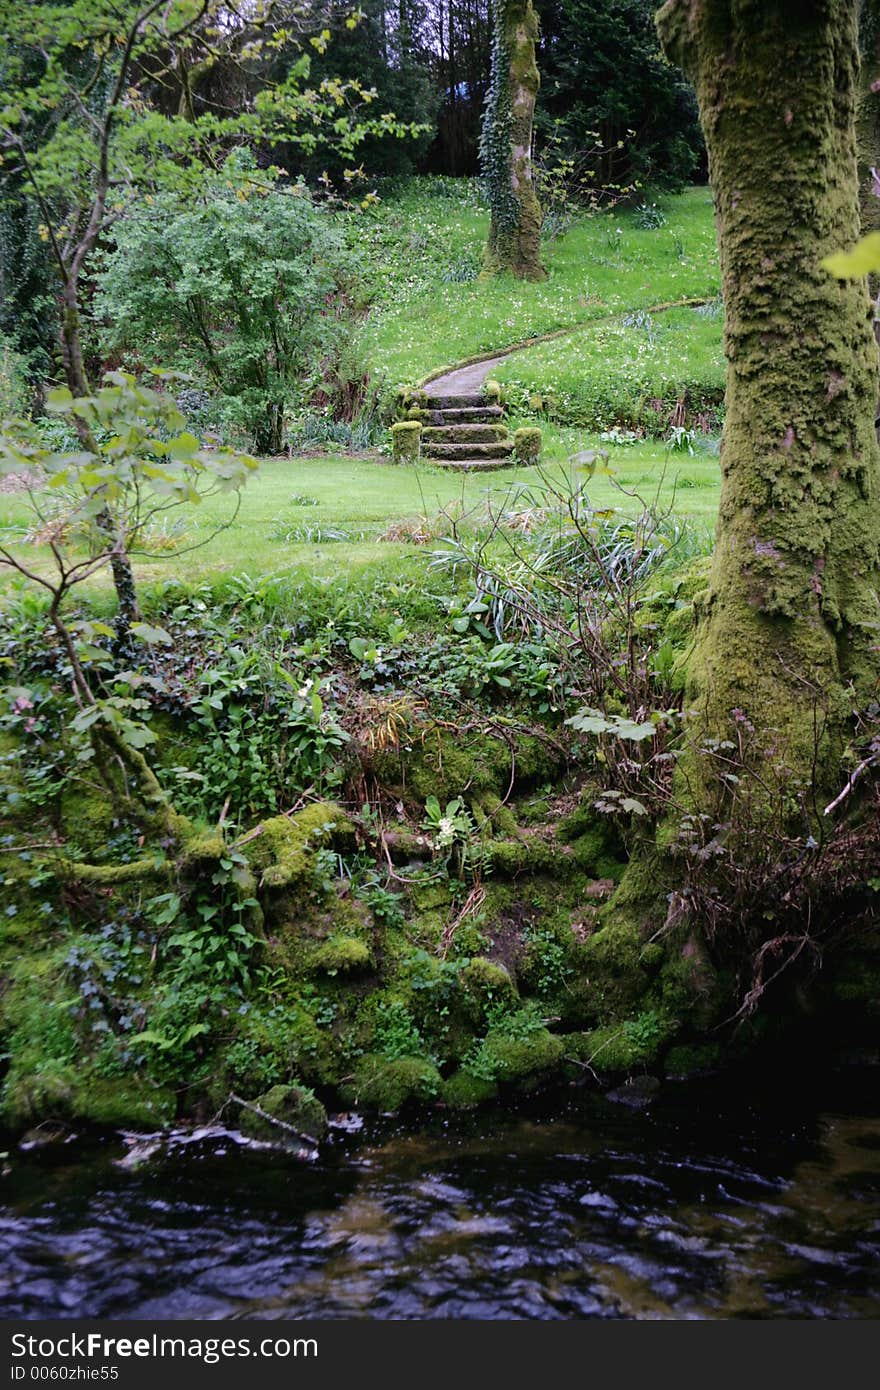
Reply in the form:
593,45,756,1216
2,1068,879,1320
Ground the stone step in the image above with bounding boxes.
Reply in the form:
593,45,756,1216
424,392,486,410
422,424,508,445
427,457,515,472
427,407,503,425
422,440,513,461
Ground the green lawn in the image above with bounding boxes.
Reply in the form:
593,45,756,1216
494,302,725,433
1,444,720,599
364,184,721,386
1,185,725,601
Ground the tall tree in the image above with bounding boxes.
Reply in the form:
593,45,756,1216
480,0,546,279
655,0,880,802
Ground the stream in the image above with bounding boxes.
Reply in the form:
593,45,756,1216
2,1065,879,1320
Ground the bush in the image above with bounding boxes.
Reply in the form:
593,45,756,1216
96,156,354,455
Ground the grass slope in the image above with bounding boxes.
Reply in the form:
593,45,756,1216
363,183,721,387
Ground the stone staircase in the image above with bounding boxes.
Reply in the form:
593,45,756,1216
421,391,514,471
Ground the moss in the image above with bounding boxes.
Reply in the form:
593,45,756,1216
483,379,503,405
441,1069,499,1108
664,1042,723,1078
658,0,880,797
574,916,657,1019
58,785,117,855
73,1078,176,1129
245,802,354,892
488,837,561,875
390,420,422,464
460,956,518,1023
395,385,428,417
308,934,372,976
347,1053,442,1112
473,791,519,838
178,832,226,866
568,831,626,881
1,1063,77,1127
237,1083,328,1142
2,1054,176,1131
474,1021,564,1086
221,999,339,1092
573,1015,668,1074
62,855,169,886
482,0,546,282
513,427,542,464
376,726,510,805
652,937,722,1029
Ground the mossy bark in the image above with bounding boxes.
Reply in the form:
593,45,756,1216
657,0,880,794
858,0,880,249
482,0,547,281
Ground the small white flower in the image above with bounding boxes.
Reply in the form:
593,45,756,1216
437,815,456,846
297,678,314,699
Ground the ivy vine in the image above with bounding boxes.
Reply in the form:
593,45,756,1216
479,0,518,234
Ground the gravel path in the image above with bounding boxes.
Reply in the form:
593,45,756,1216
424,353,511,396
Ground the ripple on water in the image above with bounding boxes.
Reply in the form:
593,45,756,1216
2,1076,880,1319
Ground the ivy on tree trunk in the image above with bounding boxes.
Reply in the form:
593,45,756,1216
480,0,546,280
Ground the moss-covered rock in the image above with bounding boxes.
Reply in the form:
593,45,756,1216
237,1083,328,1142
441,1069,500,1108
570,1008,671,1075
460,957,518,1022
488,837,561,875
347,1053,442,1111
472,1020,564,1087
513,427,542,464
245,802,354,893
390,420,422,464
73,1078,177,1130
308,934,372,976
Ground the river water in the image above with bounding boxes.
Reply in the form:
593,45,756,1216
2,1066,879,1320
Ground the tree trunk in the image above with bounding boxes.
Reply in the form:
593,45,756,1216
857,0,880,398
481,0,546,280
60,273,142,650
858,0,880,247
656,0,880,796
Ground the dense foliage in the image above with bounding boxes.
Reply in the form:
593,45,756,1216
537,0,704,192
96,165,354,454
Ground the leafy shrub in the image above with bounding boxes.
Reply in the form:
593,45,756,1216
96,156,355,455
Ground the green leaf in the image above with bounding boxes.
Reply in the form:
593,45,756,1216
129,1030,173,1050
131,622,173,646
822,231,880,279
45,387,73,413
566,707,656,740
167,432,201,460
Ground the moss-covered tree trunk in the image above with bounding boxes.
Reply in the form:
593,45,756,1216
657,0,880,794
857,0,880,379
858,0,880,245
480,0,546,280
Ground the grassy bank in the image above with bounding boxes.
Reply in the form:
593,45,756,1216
363,183,721,388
